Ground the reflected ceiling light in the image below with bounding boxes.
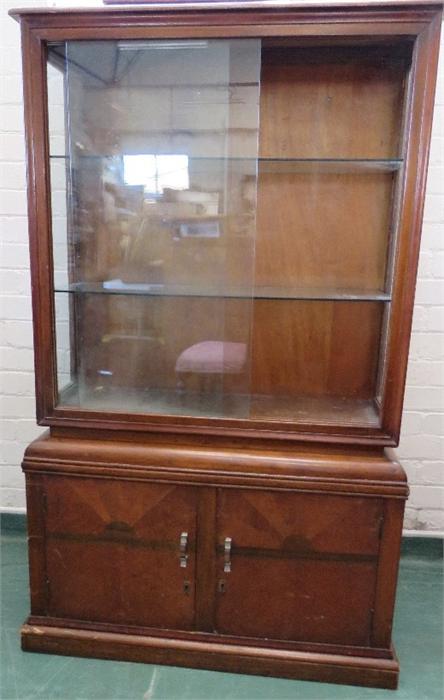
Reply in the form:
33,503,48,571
117,41,209,51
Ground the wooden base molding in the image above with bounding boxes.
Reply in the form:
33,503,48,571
21,624,399,689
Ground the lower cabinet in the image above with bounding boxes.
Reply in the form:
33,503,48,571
22,438,407,688
41,475,383,647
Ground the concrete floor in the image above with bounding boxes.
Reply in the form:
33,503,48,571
1,523,442,700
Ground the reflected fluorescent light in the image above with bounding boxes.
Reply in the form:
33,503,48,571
123,154,189,194
118,41,209,51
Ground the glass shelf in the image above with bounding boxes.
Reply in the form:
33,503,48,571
55,282,392,302
49,154,403,172
257,158,402,173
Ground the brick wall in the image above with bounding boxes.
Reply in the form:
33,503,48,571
1,1,443,533
397,40,444,533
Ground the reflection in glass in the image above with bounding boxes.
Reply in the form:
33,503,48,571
123,154,190,194
48,38,261,417
47,39,411,428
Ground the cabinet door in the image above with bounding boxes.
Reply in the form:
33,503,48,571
44,476,197,630
215,489,382,646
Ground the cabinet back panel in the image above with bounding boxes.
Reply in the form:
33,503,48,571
255,170,394,290
251,300,384,398
259,46,409,159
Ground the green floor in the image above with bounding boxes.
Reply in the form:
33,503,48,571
1,523,442,700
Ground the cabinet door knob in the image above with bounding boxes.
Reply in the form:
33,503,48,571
179,531,188,568
224,537,232,573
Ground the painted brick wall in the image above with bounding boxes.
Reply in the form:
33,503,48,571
397,36,444,533
1,1,443,532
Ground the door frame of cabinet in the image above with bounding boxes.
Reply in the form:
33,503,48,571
10,2,442,446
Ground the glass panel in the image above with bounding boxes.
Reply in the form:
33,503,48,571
47,38,412,430
48,39,261,417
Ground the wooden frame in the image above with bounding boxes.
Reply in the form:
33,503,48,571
10,2,442,446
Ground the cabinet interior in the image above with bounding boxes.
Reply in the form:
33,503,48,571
48,38,413,428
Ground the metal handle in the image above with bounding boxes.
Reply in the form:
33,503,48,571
179,531,188,568
224,537,232,573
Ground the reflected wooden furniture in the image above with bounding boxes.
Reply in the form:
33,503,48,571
11,0,442,690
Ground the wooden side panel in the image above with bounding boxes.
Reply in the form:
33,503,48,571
215,490,382,645
381,12,443,441
25,474,48,616
44,476,198,630
20,25,57,421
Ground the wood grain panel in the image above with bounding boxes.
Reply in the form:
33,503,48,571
216,489,383,556
371,499,405,648
25,475,48,616
259,46,408,159
20,623,400,689
215,490,381,645
44,476,198,630
215,557,377,645
251,300,384,398
255,170,394,290
217,489,383,556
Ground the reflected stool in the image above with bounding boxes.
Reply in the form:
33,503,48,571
175,341,247,398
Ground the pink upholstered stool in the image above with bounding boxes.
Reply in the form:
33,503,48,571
175,341,247,396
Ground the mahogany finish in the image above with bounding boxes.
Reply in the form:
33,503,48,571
11,0,441,690
44,478,197,629
21,432,407,687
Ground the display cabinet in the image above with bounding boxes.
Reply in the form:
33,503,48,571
11,0,442,689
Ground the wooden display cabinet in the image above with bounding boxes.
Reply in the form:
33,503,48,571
10,0,442,689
